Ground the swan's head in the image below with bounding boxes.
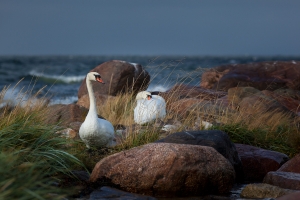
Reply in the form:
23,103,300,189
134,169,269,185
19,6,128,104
87,72,105,84
136,91,152,100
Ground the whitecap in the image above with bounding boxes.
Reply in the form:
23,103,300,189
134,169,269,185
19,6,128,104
29,70,85,83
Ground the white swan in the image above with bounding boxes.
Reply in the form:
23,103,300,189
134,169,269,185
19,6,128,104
79,72,116,148
134,91,166,125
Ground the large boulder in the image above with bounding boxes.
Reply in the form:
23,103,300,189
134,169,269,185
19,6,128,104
78,60,150,98
155,130,244,182
90,143,235,197
235,143,289,182
200,61,300,91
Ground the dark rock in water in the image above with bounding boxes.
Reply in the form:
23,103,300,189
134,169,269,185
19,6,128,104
88,186,157,200
278,153,300,173
263,171,300,190
200,61,300,91
78,60,150,98
154,130,244,182
235,143,289,182
90,143,235,197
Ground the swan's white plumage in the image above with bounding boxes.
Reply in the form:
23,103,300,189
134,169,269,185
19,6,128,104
79,72,116,148
134,91,166,125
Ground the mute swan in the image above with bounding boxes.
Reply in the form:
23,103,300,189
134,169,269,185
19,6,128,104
134,91,166,125
79,72,116,148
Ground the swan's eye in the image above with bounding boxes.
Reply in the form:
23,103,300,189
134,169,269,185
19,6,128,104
94,74,101,79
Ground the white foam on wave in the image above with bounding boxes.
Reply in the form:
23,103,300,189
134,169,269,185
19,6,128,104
0,87,47,108
49,96,78,105
29,70,85,83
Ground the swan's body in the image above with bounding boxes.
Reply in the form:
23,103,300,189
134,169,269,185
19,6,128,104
79,72,116,148
134,91,166,125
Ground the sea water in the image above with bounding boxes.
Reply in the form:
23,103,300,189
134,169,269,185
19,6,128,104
0,55,299,105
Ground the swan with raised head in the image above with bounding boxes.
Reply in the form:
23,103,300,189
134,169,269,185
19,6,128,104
79,72,116,148
134,91,166,125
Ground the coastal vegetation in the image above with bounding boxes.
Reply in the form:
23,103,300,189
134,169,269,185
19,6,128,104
1,69,299,198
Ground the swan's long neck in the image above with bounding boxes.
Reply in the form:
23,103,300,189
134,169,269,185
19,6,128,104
86,78,98,117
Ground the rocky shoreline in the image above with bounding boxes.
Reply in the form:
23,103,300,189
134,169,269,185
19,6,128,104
46,60,300,199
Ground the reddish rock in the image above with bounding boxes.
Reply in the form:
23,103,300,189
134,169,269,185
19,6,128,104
263,90,300,115
77,92,116,110
200,61,300,91
238,91,292,115
155,130,244,182
278,154,300,173
44,104,89,127
90,143,235,197
78,60,150,99
263,171,300,190
276,191,300,200
165,84,227,101
235,143,289,182
168,98,205,116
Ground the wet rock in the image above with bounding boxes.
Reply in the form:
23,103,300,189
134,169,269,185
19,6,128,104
235,143,289,182
200,61,300,91
78,60,150,98
263,171,300,190
90,143,235,197
240,183,296,199
88,186,157,200
155,130,244,182
278,154,300,173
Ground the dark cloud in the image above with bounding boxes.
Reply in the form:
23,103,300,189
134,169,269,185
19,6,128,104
1,0,300,56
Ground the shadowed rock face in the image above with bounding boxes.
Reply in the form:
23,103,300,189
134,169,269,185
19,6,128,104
155,130,244,182
235,144,289,182
78,60,150,98
200,61,300,91
89,143,235,197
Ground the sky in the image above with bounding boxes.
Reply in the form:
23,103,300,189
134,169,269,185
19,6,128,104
1,0,300,56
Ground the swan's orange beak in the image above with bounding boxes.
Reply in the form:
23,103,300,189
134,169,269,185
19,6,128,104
147,95,152,100
96,77,105,84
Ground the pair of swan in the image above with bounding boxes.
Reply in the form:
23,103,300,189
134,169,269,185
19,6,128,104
79,72,166,148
